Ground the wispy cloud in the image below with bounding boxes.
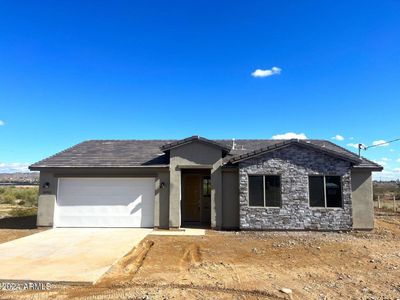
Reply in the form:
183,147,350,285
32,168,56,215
0,162,30,173
381,157,390,161
390,149,396,152
397,158,400,163
0,120,4,126
373,169,400,180
372,140,389,147
332,135,344,141
272,132,307,140
347,143,361,149
251,67,281,78
374,160,387,166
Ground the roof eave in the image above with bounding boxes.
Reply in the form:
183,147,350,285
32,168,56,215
29,165,169,171
352,165,384,172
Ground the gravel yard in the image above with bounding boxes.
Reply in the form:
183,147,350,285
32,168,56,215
0,214,399,299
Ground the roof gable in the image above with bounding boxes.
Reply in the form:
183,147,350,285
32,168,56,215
228,139,363,164
160,136,231,154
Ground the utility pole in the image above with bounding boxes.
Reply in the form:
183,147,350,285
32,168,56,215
358,143,363,157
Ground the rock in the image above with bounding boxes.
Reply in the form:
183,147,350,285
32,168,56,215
280,288,292,294
15,199,25,205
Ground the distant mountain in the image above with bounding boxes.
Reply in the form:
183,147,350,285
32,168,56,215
0,172,39,184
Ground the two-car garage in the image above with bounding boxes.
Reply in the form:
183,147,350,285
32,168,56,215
54,178,155,228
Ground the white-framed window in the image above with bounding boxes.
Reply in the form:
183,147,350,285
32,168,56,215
248,175,281,207
309,175,342,208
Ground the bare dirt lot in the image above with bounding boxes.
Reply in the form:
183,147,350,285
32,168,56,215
1,214,400,300
0,216,45,244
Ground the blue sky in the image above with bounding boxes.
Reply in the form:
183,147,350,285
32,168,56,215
0,1,399,179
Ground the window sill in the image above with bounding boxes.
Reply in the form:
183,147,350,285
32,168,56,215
309,206,344,210
247,206,281,209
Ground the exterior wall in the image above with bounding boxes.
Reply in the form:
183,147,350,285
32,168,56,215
222,169,239,229
169,141,223,228
239,145,353,230
351,170,374,230
37,195,56,226
36,167,169,228
37,172,58,227
155,171,170,229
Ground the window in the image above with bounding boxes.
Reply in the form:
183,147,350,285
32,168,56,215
202,177,211,197
265,176,281,207
249,175,281,207
309,176,325,207
249,176,264,206
325,176,342,207
309,176,342,208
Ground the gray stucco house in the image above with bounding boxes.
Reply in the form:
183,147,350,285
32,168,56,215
29,136,382,231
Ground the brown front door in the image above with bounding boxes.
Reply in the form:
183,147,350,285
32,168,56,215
183,175,201,222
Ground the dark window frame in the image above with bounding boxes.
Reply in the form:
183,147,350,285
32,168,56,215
202,176,211,197
248,175,282,208
308,175,343,208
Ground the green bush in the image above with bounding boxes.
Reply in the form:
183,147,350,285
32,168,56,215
8,207,37,217
0,186,38,206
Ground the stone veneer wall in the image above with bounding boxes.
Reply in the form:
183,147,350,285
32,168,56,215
239,144,353,230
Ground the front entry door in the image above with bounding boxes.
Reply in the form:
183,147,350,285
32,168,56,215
183,175,201,223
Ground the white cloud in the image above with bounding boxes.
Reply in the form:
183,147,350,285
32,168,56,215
332,135,344,141
0,162,30,173
390,149,395,152
372,140,389,147
251,67,282,78
272,132,308,140
373,169,400,180
0,120,4,126
397,158,400,163
374,160,387,166
381,157,390,161
347,143,360,149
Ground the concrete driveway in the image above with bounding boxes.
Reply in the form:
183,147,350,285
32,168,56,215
0,228,151,283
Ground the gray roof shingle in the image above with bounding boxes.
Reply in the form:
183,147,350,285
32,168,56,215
29,138,383,171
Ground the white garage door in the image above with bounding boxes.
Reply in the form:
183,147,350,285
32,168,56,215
55,178,155,228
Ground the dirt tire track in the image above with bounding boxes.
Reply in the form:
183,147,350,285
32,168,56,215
96,239,154,285
180,243,202,270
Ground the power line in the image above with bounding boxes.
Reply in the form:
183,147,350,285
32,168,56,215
358,137,400,157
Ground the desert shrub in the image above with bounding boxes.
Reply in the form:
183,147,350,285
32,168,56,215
8,207,37,217
0,186,38,206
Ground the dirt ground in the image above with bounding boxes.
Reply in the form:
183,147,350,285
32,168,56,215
1,215,400,300
0,216,45,244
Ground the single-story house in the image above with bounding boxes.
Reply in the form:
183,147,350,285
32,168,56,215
29,136,383,231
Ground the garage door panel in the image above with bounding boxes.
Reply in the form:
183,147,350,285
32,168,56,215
55,178,155,228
